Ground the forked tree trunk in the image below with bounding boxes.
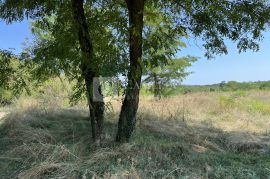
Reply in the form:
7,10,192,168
71,0,104,143
116,0,144,142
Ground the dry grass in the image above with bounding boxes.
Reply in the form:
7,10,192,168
0,91,270,178
109,91,270,134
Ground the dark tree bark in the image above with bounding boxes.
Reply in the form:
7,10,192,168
153,73,161,100
71,0,104,143
116,0,144,142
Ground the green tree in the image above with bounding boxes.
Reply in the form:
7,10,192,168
0,0,125,142
115,0,270,141
144,57,196,99
0,50,31,105
141,4,195,99
260,81,270,90
219,81,226,91
226,81,240,91
70,0,105,143
1,0,270,143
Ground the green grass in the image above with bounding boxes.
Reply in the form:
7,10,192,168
0,106,270,179
218,91,270,116
245,100,270,115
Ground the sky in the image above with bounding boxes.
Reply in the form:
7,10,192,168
0,20,269,85
180,34,270,85
0,20,32,54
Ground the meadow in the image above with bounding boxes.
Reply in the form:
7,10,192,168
0,89,270,178
2,1,270,178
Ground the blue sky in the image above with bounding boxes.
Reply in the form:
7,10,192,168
0,20,269,85
180,33,270,85
0,20,32,54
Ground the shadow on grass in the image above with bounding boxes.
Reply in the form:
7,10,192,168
0,107,270,179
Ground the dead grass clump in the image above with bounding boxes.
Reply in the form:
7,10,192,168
2,112,55,145
0,108,87,178
18,163,60,179
108,169,140,179
220,132,270,152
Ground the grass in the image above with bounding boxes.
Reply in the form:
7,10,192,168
0,91,270,178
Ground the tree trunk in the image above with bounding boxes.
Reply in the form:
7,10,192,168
116,0,144,142
71,0,104,143
153,72,161,100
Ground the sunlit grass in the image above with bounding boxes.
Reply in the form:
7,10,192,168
0,91,270,178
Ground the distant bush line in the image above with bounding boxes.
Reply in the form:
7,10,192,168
175,81,270,94
1,79,270,106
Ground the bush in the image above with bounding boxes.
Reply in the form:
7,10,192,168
246,101,270,115
0,88,13,106
219,96,237,110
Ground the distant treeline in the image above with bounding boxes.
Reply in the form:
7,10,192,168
181,81,270,93
2,78,270,106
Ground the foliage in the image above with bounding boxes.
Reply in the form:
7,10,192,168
144,56,196,95
24,1,127,103
0,88,12,105
179,81,270,94
0,50,31,105
1,0,270,143
162,0,270,58
2,0,268,100
218,91,270,115
141,3,197,97
246,100,270,115
142,3,186,68
219,95,239,111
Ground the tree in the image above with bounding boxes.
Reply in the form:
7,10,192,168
141,4,195,99
1,0,270,143
70,0,105,143
115,0,270,141
226,81,240,91
0,50,31,105
142,4,197,98
219,81,226,91
116,0,145,142
0,0,122,142
144,57,196,98
260,81,270,90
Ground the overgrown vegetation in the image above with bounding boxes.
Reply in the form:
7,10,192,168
1,0,270,178
1,0,270,142
179,81,270,94
1,91,270,178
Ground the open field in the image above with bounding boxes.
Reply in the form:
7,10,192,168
1,91,270,178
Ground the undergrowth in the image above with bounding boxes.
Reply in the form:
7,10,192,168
0,104,270,178
219,91,270,116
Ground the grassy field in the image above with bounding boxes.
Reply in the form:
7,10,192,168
0,91,270,178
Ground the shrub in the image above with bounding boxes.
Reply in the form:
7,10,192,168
219,95,237,110
0,88,13,106
246,101,270,115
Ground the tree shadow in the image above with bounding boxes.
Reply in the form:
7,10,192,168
0,108,270,178
138,112,270,153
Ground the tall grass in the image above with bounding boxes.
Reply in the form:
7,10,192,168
0,91,270,178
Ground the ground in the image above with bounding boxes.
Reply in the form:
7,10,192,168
0,112,6,119
0,91,270,178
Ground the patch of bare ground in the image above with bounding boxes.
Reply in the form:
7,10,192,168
0,112,6,119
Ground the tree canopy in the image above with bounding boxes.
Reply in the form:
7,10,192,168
0,0,270,142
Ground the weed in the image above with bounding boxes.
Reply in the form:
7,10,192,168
1,92,270,178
